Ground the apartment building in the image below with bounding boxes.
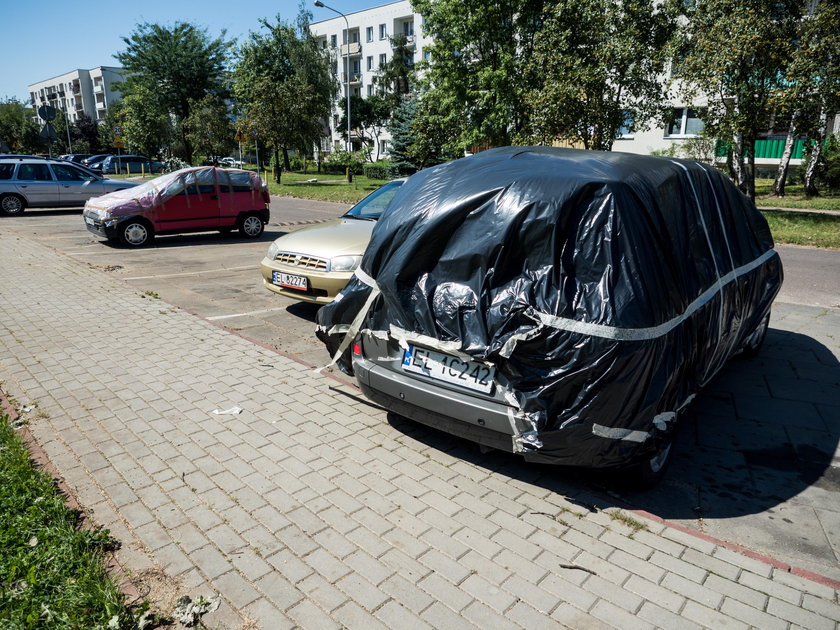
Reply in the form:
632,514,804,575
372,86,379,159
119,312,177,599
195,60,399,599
28,67,125,124
310,0,432,157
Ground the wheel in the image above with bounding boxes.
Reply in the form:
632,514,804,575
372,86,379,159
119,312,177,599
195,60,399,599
1,194,25,215
120,219,154,247
239,213,264,238
741,311,770,358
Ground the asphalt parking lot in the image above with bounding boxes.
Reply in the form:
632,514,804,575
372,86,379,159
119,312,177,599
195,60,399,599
2,199,839,587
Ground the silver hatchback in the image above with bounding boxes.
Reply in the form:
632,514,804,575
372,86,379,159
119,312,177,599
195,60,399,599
0,158,137,215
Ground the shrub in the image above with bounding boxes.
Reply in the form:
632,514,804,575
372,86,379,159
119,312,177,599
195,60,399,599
363,161,392,180
323,149,365,175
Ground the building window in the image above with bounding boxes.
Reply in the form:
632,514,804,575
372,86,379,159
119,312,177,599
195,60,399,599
379,24,387,40
353,87,361,97
352,59,361,75
618,111,635,139
403,21,414,36
379,53,387,68
666,108,704,137
422,50,432,63
351,31,359,43
367,56,373,71
366,26,373,42
330,34,337,47
367,85,373,96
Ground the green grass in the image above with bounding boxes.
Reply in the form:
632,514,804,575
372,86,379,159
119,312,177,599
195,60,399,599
754,178,840,211
268,171,390,204
761,209,840,249
0,414,136,630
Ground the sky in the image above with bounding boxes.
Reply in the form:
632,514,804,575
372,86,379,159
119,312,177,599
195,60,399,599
0,0,386,102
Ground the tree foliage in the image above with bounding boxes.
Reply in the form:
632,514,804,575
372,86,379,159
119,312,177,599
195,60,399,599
115,22,233,162
184,94,235,161
338,94,390,161
674,0,802,199
232,11,334,170
411,0,545,153
520,0,679,150
120,84,171,157
0,98,40,153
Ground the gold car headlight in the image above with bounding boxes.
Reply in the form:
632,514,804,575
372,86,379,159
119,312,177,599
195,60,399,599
266,242,279,260
330,255,362,272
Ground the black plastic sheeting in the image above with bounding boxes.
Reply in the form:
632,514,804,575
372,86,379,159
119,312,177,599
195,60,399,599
316,147,783,469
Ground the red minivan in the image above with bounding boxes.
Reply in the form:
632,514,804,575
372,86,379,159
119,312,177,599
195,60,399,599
82,166,270,247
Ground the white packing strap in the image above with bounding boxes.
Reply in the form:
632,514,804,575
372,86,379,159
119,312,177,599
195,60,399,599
534,249,777,341
388,325,467,354
315,268,381,373
591,424,651,443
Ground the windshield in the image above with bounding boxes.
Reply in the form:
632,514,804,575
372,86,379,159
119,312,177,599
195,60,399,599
344,180,404,220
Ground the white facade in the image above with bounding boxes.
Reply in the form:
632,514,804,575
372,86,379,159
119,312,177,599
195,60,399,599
28,67,125,124
310,0,432,157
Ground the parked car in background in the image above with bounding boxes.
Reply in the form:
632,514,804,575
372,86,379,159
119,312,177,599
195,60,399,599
0,157,137,215
220,157,244,168
83,154,112,170
99,154,160,175
316,147,783,485
260,179,404,304
60,154,92,164
83,166,270,247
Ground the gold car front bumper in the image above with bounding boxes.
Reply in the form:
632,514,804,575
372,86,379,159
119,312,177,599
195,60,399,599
259,257,353,305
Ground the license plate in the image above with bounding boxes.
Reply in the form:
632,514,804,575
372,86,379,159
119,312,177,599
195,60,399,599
84,216,94,226
402,346,495,394
272,271,308,291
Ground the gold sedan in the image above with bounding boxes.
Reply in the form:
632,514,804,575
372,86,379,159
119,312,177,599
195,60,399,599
260,179,404,304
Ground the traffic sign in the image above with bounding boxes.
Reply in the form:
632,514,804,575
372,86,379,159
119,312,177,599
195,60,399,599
234,130,243,142
113,136,125,149
39,123,58,142
114,126,123,136
38,105,56,121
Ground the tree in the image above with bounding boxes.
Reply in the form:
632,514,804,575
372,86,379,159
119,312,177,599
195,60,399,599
184,94,235,161
520,0,679,151
115,22,233,163
411,0,545,153
338,94,390,161
232,11,334,173
121,84,172,157
373,35,416,110
0,98,40,153
72,113,102,154
789,1,840,196
674,0,803,200
386,94,418,175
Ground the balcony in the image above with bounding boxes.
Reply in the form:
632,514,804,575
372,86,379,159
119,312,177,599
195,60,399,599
391,34,415,49
341,73,363,85
340,42,362,56
93,83,104,94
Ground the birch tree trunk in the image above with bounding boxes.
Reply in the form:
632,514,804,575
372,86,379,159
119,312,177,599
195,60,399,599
804,106,828,197
731,131,748,195
772,112,798,197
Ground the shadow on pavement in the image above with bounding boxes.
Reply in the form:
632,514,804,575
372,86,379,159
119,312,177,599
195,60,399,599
385,326,839,523
96,229,285,249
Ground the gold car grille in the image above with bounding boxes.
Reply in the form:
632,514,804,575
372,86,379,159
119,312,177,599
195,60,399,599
275,252,328,270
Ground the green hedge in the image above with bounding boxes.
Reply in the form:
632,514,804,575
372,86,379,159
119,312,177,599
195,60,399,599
363,162,392,180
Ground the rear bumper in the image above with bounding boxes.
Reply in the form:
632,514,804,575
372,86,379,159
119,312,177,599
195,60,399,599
353,354,519,453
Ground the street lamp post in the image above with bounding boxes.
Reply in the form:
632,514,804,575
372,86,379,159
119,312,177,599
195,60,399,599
314,1,351,170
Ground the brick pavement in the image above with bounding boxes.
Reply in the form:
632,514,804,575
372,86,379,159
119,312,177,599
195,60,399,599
1,232,838,629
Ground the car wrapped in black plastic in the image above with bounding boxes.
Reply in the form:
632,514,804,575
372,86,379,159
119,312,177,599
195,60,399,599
315,147,783,482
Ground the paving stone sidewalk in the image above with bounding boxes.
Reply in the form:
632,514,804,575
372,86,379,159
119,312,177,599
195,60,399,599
1,233,838,630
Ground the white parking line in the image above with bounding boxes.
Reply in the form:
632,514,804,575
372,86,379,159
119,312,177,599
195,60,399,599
122,265,256,281
206,306,289,321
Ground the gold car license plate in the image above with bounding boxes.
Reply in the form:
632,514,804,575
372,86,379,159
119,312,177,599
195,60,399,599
402,346,495,394
273,271,308,291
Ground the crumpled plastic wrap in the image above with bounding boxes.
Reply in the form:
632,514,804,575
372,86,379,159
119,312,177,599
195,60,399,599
83,166,266,219
316,147,783,468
